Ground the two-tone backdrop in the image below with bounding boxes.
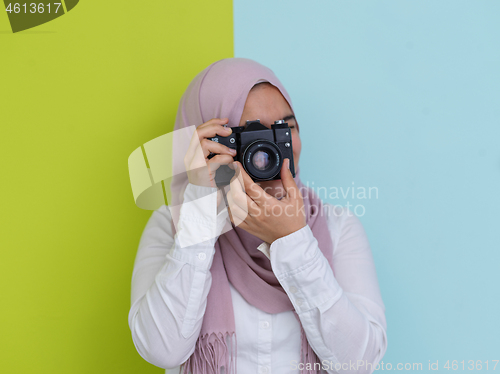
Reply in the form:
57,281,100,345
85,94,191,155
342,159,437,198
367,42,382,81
1,1,499,373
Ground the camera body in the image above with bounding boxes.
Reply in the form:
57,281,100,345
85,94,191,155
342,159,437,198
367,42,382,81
208,120,295,186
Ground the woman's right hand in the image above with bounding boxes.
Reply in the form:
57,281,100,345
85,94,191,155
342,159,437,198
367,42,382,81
184,118,237,188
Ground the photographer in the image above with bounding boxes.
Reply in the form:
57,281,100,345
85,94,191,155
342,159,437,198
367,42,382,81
128,58,387,374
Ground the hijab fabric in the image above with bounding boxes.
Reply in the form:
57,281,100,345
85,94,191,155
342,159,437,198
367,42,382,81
169,58,334,374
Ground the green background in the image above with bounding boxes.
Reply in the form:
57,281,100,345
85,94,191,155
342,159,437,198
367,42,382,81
0,1,233,372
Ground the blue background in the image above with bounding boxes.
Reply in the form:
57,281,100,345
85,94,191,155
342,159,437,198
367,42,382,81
235,0,500,370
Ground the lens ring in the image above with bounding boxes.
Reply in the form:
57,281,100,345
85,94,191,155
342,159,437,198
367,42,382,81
242,140,282,181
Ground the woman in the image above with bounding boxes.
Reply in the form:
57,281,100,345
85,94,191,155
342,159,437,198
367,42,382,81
128,58,387,374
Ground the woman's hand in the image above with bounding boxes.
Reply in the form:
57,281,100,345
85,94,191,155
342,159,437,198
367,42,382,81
226,158,307,244
184,118,236,189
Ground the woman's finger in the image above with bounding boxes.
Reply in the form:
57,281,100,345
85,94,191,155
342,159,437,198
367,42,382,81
196,119,231,140
229,164,245,194
196,117,228,130
280,158,300,200
185,119,230,166
207,154,235,173
227,206,251,230
228,175,246,211
233,162,273,207
201,138,237,159
226,190,249,226
185,125,234,171
231,186,261,217
228,169,261,217
186,141,208,170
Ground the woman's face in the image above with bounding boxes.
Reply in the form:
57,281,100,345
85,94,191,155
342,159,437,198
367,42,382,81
238,83,302,199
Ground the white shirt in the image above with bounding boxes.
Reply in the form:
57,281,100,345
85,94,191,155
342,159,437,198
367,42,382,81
128,184,387,374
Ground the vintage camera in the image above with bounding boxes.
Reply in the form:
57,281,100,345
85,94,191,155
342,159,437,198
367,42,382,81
208,119,295,186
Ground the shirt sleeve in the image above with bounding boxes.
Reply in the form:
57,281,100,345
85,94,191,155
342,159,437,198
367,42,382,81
269,204,387,374
128,183,229,369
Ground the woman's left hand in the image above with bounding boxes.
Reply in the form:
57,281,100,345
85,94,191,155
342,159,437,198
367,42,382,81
226,158,307,244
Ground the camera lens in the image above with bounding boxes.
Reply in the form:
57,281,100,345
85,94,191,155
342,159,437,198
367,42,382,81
243,140,282,181
252,150,270,170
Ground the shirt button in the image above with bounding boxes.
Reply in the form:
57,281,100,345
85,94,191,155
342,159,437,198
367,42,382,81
289,286,298,294
296,298,303,306
261,321,270,329
260,366,269,374
197,253,206,260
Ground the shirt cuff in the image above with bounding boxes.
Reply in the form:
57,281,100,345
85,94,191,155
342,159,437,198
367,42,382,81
270,225,343,314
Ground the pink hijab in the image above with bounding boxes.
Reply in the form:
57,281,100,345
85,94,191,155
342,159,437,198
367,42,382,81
170,58,334,374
